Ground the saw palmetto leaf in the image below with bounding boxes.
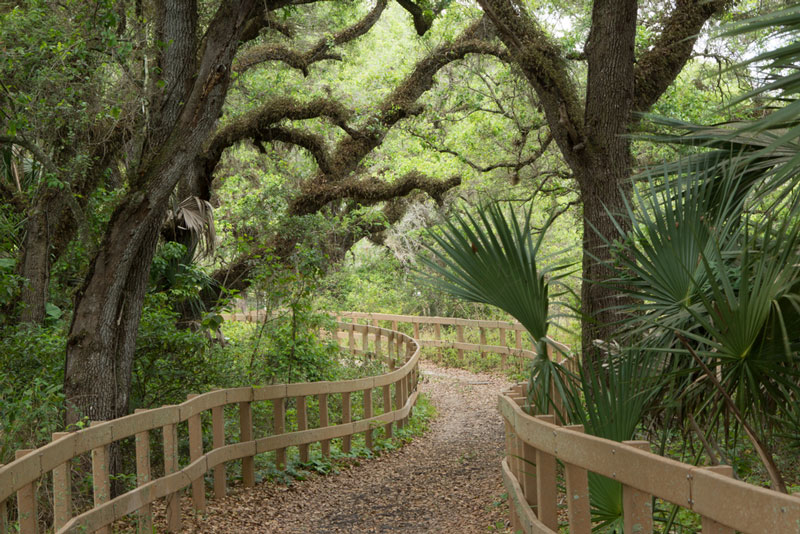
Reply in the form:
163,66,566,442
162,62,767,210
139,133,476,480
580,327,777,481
418,203,572,344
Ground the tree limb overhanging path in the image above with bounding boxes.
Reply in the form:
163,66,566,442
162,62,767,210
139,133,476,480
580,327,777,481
169,362,513,533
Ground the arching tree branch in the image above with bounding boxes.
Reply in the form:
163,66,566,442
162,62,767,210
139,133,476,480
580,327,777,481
476,0,585,167
634,0,729,113
235,0,388,75
253,126,333,175
289,172,461,216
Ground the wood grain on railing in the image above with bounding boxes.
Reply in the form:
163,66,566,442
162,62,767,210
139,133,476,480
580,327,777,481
498,384,800,534
0,322,419,534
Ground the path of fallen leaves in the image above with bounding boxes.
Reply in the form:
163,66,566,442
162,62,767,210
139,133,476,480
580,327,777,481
161,362,513,533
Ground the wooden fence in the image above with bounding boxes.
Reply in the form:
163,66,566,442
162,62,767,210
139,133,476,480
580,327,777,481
499,381,800,534
0,321,420,534
227,309,548,361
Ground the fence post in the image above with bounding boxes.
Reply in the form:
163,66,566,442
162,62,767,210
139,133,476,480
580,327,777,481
187,395,206,513
274,398,286,470
535,415,558,531
0,470,6,534
622,441,654,534
342,392,352,453
89,422,112,534
413,321,420,340
348,323,355,352
296,396,309,463
15,449,36,534
392,320,398,331
212,405,226,498
163,422,181,532
382,384,393,439
375,330,382,359
239,401,255,487
363,388,373,450
480,327,487,358
456,324,464,363
396,377,407,429
362,325,369,353
564,425,591,534
499,327,507,367
319,393,330,457
133,412,153,534
701,465,734,534
434,322,441,359
52,432,71,531
504,419,520,531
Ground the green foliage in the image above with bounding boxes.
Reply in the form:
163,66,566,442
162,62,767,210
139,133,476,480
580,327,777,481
131,293,230,409
0,323,66,462
418,203,572,344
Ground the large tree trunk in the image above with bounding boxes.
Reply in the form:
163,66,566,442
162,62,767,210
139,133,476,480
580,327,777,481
64,199,163,422
478,0,724,362
63,0,258,423
576,0,637,361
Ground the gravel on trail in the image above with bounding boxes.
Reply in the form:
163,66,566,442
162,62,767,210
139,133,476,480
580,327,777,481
174,361,515,534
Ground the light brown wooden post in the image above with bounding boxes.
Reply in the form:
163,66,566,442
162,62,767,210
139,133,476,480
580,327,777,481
622,441,654,534
504,420,520,531
239,401,255,487
362,326,369,353
413,321,420,340
296,396,309,463
456,325,464,362
187,395,206,512
363,388,373,450
0,477,7,534
134,412,153,534
535,415,558,531
397,332,403,357
564,425,591,534
15,449,37,534
701,465,734,534
163,422,181,532
515,329,522,349
371,318,378,328
90,421,111,534
274,399,286,470
212,405,226,498
319,393,330,457
392,320,398,331
382,384,393,439
434,322,441,358
499,327,507,367
521,440,538,509
396,377,407,429
52,432,71,531
341,392,352,453
348,324,355,352
480,327,487,358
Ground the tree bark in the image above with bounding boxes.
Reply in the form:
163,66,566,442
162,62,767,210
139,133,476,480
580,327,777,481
64,0,258,423
479,0,726,361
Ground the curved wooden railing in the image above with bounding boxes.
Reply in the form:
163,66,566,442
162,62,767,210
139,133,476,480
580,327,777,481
0,321,420,534
499,382,800,534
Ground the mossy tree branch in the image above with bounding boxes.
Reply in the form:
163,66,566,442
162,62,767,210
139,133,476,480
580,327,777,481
235,0,388,75
633,0,730,113
289,171,461,216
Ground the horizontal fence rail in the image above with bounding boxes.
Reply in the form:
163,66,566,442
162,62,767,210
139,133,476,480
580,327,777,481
499,383,800,534
224,310,573,369
0,322,420,534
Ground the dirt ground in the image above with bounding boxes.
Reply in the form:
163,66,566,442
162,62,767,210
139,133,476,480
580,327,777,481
167,361,514,533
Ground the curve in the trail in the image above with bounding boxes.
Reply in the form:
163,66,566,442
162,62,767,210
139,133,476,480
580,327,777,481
172,361,513,534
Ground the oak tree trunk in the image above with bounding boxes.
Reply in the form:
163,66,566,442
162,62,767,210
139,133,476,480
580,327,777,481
63,0,258,423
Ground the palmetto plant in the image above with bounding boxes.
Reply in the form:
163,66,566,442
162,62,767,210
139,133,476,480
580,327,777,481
606,3,800,494
417,203,574,411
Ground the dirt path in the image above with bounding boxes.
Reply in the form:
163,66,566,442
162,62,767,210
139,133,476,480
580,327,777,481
180,361,513,533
